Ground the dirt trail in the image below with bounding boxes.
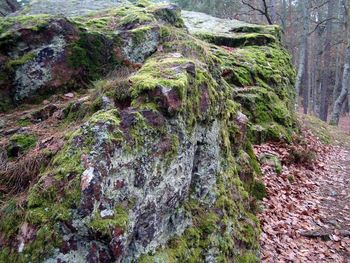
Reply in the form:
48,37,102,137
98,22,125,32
258,115,350,262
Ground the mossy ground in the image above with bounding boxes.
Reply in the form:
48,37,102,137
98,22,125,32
0,129,90,261
213,43,297,144
0,14,51,36
7,133,37,157
88,205,129,237
299,114,333,144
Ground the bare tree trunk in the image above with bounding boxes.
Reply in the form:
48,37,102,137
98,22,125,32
280,0,287,32
332,45,342,102
333,0,346,103
330,47,350,124
330,0,350,125
308,49,313,113
295,0,310,109
303,38,310,114
319,0,336,121
270,0,276,24
314,12,326,116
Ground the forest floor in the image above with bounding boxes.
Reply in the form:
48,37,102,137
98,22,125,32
257,114,350,262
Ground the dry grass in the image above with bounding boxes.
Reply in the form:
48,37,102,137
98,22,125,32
0,152,49,196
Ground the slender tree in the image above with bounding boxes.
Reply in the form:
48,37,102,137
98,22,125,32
319,0,336,121
330,0,350,125
295,0,310,109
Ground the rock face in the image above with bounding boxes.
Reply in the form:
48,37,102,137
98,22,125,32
0,0,20,17
0,2,296,263
0,2,181,110
20,0,129,16
182,10,280,47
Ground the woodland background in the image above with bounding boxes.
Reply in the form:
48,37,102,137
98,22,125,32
173,0,350,127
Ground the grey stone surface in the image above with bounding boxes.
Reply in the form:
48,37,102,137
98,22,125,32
182,10,278,37
13,36,66,101
0,0,20,16
20,0,130,16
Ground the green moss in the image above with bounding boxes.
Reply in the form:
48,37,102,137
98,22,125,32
217,44,295,102
72,16,109,32
129,25,154,45
149,4,185,28
0,200,25,239
237,252,259,263
0,14,51,36
130,56,190,98
117,6,155,27
301,114,332,144
250,123,292,144
245,143,261,175
159,25,172,39
232,86,295,144
62,101,92,124
88,205,129,237
24,128,91,226
27,175,81,224
0,247,20,263
17,118,32,127
0,220,60,262
68,32,120,80
195,32,276,48
251,181,267,201
9,133,37,153
0,96,10,112
22,225,60,262
164,134,180,165
51,143,85,176
140,160,260,261
0,5,297,261
259,153,282,174
89,108,121,126
6,52,36,70
3,127,94,259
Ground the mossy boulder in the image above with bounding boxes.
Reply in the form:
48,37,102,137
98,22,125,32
6,133,37,158
182,10,280,48
0,3,296,262
0,0,20,17
0,2,182,111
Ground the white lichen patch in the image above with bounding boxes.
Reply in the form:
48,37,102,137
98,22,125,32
14,36,66,101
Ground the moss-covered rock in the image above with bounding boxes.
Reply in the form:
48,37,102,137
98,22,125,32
0,3,296,262
0,3,183,111
183,10,280,48
7,133,37,157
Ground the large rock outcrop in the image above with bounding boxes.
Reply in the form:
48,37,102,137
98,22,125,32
0,0,20,17
0,2,296,263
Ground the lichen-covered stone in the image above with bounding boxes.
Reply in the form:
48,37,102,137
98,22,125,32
0,2,183,111
0,3,297,263
182,10,280,47
0,0,20,17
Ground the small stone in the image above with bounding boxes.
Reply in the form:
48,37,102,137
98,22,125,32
151,85,182,115
101,96,115,110
100,209,115,219
330,191,338,197
42,100,50,105
0,118,6,129
31,104,58,122
170,52,183,58
81,167,95,191
64,92,75,99
4,127,20,135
